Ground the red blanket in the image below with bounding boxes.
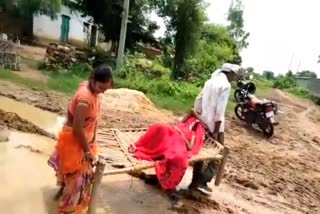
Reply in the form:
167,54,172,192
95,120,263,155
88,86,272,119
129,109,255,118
131,116,205,190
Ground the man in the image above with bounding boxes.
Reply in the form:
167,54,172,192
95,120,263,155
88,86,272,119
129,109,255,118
190,63,241,194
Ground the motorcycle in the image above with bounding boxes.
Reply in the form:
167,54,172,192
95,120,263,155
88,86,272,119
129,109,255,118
234,74,256,103
235,94,278,137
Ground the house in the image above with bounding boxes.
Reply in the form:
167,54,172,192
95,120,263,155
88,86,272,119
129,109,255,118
33,5,99,47
0,3,98,47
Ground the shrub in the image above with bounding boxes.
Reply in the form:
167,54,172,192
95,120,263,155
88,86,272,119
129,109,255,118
273,75,297,89
90,48,115,68
286,87,311,99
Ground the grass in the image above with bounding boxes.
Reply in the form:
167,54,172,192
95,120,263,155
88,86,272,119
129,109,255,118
0,69,47,91
0,69,196,114
285,87,311,99
0,68,84,95
20,56,41,70
46,71,84,95
147,93,194,115
0,68,275,115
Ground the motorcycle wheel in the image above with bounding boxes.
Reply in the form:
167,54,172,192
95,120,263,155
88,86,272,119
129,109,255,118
260,120,274,137
234,89,242,102
235,104,246,121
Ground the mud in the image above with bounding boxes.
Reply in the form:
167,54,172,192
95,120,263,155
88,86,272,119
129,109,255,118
0,132,56,214
0,77,320,213
0,96,64,136
0,80,67,115
0,130,9,142
220,90,320,214
0,80,174,129
0,109,56,139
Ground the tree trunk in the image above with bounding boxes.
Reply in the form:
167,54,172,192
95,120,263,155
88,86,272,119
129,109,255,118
21,13,34,41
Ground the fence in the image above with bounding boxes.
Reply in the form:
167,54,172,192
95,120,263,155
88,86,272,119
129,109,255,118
0,38,20,71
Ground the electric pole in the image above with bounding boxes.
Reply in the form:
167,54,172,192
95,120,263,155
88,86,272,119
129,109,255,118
116,0,130,69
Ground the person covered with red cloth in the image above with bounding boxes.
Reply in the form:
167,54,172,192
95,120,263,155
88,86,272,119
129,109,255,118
128,111,206,195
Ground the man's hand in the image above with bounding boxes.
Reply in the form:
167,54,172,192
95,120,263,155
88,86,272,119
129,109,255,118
211,132,219,141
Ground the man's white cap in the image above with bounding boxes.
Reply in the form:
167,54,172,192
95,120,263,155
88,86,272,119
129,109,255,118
221,63,241,74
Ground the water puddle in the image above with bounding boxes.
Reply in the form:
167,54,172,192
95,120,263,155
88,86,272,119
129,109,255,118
0,97,183,213
0,96,64,136
0,132,57,214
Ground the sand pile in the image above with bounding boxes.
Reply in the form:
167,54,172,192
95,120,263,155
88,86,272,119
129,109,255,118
99,88,174,128
101,88,157,114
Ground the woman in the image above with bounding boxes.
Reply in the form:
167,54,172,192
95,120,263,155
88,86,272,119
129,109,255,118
129,111,206,192
48,64,113,214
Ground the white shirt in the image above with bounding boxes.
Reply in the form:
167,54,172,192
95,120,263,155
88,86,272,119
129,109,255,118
194,72,231,133
194,69,222,114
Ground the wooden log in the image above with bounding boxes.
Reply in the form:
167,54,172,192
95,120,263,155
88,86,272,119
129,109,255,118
214,147,230,186
101,152,224,177
103,162,154,176
189,154,223,164
88,156,106,214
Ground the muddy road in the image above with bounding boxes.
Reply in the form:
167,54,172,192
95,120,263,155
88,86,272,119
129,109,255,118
0,80,319,214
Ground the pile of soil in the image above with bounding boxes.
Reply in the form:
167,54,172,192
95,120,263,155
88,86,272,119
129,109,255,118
0,109,55,139
100,88,175,128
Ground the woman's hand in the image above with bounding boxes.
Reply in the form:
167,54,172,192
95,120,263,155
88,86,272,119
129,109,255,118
174,126,194,151
84,151,94,162
186,135,195,151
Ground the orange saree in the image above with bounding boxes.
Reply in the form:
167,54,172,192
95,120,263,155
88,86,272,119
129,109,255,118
48,81,100,214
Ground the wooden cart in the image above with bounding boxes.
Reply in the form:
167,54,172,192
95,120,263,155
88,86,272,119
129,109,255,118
88,128,229,214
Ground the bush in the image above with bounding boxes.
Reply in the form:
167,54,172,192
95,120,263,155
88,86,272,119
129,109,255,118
117,53,170,79
69,63,92,76
312,94,320,105
90,48,115,68
273,75,297,89
115,72,200,98
286,87,311,99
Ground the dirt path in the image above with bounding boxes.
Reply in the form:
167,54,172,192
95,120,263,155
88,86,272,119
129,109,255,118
0,71,319,213
216,89,320,214
14,44,49,82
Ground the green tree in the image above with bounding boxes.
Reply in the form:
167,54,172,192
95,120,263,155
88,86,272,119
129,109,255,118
4,0,62,37
185,24,241,81
173,0,205,79
227,0,249,50
246,67,254,73
67,0,159,51
263,70,275,80
148,0,206,79
273,71,297,89
201,24,241,64
296,70,317,78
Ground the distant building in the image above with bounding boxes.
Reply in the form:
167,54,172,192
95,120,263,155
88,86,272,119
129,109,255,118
0,4,98,47
33,6,98,47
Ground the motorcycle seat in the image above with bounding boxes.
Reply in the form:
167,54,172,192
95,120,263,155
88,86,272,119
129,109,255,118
248,98,270,108
255,100,270,106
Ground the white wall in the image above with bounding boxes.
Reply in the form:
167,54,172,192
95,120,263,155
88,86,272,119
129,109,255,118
33,6,95,45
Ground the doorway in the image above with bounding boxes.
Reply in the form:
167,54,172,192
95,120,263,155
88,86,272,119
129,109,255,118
60,15,70,43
